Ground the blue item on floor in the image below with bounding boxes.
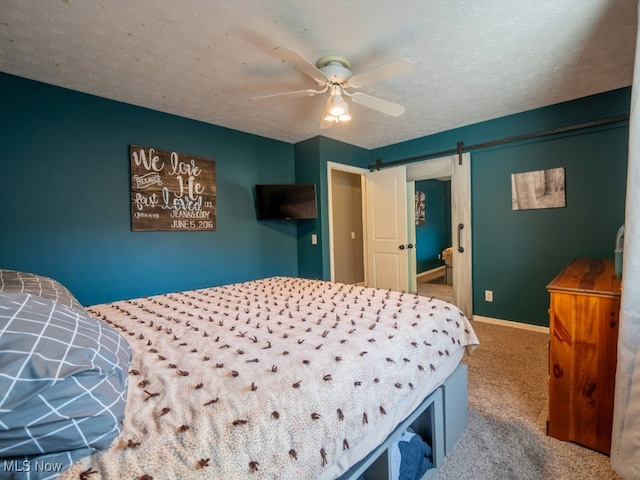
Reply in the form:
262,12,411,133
398,433,433,479
389,429,434,480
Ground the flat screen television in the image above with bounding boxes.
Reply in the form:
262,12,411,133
255,184,318,220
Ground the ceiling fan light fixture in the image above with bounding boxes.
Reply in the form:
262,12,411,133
329,94,348,117
324,95,351,123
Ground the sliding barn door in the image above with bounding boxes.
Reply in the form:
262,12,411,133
365,166,409,291
405,152,473,318
452,153,472,318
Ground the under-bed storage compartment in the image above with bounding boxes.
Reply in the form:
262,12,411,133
442,362,468,455
362,389,442,480
342,363,468,480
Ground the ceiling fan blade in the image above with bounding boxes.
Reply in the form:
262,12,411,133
250,89,320,103
351,92,406,117
347,58,413,88
274,47,328,86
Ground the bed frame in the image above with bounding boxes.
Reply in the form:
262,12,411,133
340,363,468,480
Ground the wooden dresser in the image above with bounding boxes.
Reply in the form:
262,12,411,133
546,258,621,454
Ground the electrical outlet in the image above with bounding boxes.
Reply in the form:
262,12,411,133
311,234,317,245
485,290,493,302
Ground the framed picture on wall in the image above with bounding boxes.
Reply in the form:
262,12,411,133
415,190,426,225
130,145,217,231
511,167,565,211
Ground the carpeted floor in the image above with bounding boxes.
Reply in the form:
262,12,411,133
432,320,621,480
417,269,453,304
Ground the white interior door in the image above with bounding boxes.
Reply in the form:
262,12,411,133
365,165,409,291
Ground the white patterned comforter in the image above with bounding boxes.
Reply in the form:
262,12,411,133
60,277,479,480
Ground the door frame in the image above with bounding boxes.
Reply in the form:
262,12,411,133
327,161,368,283
327,154,473,318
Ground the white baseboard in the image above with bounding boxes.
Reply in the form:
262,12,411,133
472,315,549,334
417,266,445,279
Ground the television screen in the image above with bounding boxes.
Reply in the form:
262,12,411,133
255,184,318,220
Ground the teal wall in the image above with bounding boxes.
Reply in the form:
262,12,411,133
372,88,630,326
415,179,450,273
294,136,370,280
293,137,323,278
1,72,630,327
0,73,297,306
471,127,628,325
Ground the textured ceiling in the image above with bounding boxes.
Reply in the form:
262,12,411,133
0,0,637,149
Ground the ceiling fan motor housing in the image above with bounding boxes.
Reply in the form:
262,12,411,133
316,55,353,84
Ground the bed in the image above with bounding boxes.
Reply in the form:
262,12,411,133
0,270,479,480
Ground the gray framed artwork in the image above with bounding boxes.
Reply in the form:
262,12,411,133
511,167,565,211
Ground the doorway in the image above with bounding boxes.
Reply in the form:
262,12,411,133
404,153,472,317
412,178,454,304
327,162,368,284
327,153,472,318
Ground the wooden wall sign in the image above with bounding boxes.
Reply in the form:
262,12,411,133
130,145,216,231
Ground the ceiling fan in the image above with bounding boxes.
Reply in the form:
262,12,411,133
250,47,414,129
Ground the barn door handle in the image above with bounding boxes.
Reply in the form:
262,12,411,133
457,223,465,253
